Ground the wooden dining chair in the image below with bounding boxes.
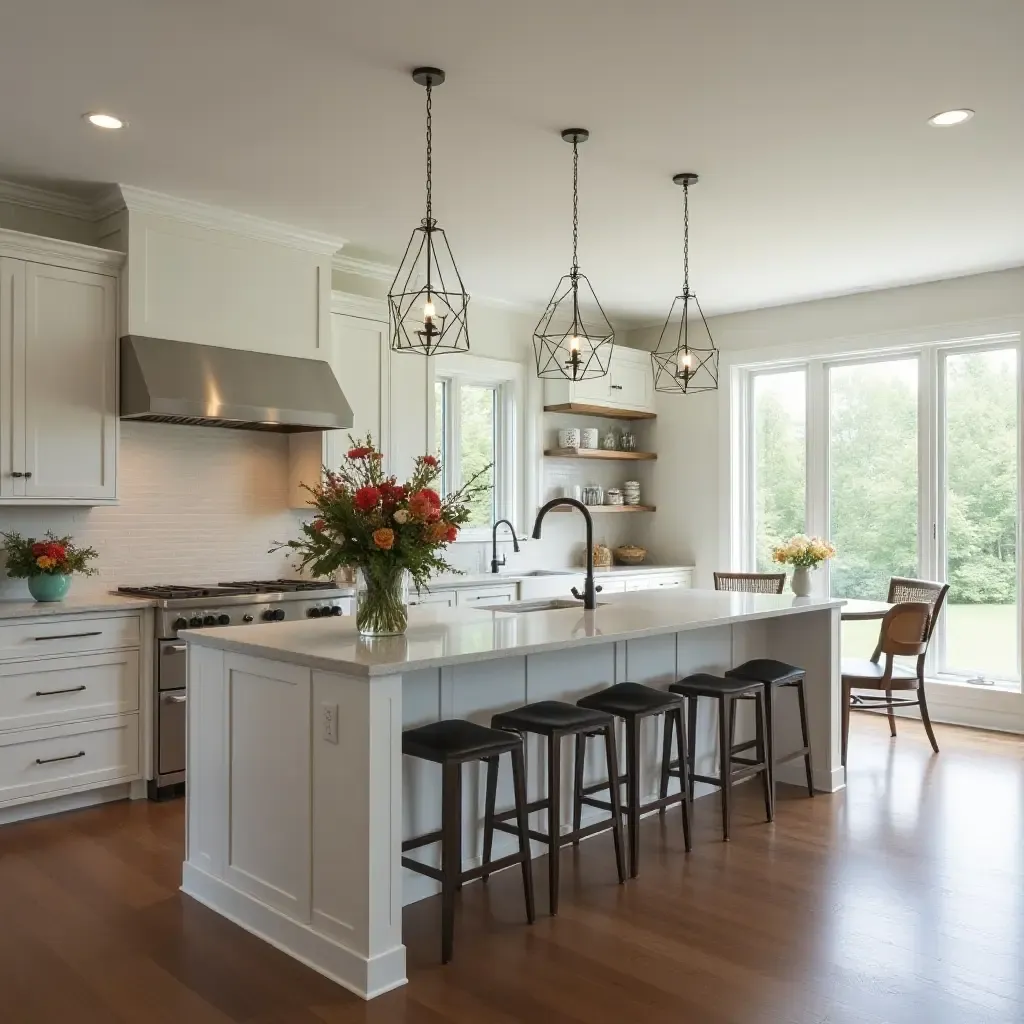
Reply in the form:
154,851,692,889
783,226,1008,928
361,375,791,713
841,600,938,765
713,572,786,595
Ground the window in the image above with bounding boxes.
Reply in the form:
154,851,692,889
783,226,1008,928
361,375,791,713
735,336,1022,688
432,354,523,538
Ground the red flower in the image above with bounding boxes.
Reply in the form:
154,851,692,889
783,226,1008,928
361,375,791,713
312,519,326,533
422,454,439,468
31,542,46,557
44,542,66,560
445,525,459,543
354,486,381,512
347,446,373,460
409,488,442,520
390,485,405,501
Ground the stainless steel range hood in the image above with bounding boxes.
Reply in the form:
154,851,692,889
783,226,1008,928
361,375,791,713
120,336,353,433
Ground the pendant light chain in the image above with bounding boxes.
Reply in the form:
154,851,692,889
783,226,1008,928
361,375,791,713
571,137,580,280
424,81,433,224
682,179,690,296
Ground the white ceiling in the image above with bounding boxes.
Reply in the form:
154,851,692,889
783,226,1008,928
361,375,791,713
1,0,1022,324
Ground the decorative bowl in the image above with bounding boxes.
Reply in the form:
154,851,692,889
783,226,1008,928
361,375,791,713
613,545,647,566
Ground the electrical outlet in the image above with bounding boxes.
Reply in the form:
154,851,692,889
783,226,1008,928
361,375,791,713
322,702,339,743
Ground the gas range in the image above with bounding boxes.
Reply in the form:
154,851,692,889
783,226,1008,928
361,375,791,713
118,578,353,800
117,579,351,638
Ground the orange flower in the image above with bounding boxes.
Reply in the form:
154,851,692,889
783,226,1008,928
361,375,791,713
424,521,448,544
372,528,395,551
36,555,56,570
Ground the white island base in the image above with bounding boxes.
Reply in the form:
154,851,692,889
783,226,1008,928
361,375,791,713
182,590,842,999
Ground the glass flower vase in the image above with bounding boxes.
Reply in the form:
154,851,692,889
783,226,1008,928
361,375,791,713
356,566,410,637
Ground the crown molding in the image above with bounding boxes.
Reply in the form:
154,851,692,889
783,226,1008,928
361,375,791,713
331,290,388,320
331,253,396,282
0,227,125,272
0,179,98,221
98,185,347,254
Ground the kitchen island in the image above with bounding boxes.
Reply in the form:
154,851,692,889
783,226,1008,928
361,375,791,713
182,588,842,999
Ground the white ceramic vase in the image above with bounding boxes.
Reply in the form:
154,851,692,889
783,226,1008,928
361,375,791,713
791,566,813,597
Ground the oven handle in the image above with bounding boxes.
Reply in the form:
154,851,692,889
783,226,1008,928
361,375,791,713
162,694,187,705
165,644,188,653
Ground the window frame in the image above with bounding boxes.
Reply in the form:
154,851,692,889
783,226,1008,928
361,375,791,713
430,353,524,543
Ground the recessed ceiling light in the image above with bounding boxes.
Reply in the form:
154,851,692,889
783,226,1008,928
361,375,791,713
928,108,974,127
84,112,126,130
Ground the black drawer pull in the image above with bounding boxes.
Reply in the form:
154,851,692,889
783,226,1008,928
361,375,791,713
32,631,102,642
610,384,623,390
11,471,24,478
34,685,88,697
35,751,86,765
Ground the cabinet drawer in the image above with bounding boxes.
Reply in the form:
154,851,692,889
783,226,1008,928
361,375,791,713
456,585,518,606
0,714,139,806
0,650,139,732
0,613,140,662
409,590,456,608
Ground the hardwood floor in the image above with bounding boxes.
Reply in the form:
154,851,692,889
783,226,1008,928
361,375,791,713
2,717,1022,1023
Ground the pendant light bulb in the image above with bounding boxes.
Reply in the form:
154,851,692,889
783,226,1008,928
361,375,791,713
677,349,695,375
423,298,436,323
569,335,581,354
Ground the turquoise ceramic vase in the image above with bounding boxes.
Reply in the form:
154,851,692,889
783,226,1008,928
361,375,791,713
28,573,72,603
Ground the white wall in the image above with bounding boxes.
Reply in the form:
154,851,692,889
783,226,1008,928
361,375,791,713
0,200,98,246
631,266,1024,585
0,422,303,597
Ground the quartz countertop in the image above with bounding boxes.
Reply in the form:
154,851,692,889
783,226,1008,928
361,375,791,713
0,591,155,619
184,588,842,677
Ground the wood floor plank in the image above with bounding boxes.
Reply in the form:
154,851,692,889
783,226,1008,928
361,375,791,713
1,718,1022,1023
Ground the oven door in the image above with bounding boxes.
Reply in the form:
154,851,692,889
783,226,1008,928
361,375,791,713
157,640,187,781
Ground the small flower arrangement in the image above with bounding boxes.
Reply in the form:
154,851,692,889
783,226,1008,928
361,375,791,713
276,435,490,635
771,535,836,569
1,531,99,578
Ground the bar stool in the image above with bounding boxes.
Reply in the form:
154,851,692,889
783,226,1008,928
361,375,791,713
486,700,626,915
575,683,691,877
725,659,814,804
402,719,535,964
665,674,773,841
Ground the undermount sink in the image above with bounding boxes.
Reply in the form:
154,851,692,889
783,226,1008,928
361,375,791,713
482,598,609,613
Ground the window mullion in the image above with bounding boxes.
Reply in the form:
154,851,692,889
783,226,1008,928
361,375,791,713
805,359,829,591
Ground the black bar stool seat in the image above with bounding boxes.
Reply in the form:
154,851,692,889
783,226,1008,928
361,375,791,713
402,719,534,963
726,659,814,801
667,674,773,841
488,700,625,915
575,683,691,877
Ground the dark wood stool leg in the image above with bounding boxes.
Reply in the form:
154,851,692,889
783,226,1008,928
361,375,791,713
658,708,673,812
481,755,499,881
795,679,815,797
763,684,776,813
686,696,698,803
602,722,627,884
718,695,733,842
440,761,462,963
755,688,773,822
625,716,641,877
672,707,692,852
509,744,535,924
572,731,586,844
547,731,562,915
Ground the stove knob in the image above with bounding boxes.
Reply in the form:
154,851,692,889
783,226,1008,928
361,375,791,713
307,607,322,618
173,616,188,631
203,615,217,626
261,609,276,622
242,614,254,623
272,608,286,621
329,605,343,616
189,615,203,628
217,614,230,626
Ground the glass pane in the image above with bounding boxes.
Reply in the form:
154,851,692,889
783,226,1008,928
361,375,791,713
434,380,447,491
459,385,496,528
752,371,806,572
942,348,1019,682
829,359,919,657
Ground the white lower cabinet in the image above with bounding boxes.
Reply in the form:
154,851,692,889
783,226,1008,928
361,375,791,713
456,584,518,606
0,610,144,812
0,714,139,806
409,589,457,609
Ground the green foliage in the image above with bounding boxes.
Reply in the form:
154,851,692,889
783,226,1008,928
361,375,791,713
1,530,99,578
755,352,1017,603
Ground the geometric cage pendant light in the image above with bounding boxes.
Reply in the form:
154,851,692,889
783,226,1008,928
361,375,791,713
388,67,470,356
651,172,719,394
533,129,614,381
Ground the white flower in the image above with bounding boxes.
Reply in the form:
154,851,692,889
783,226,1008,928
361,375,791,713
393,509,410,525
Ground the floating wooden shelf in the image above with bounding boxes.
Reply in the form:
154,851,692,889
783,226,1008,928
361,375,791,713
543,402,656,421
549,504,656,513
544,448,657,461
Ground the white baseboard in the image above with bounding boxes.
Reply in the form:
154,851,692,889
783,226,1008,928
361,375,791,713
181,862,407,1000
0,782,132,827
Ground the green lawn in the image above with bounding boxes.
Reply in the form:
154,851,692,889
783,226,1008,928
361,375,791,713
842,603,1019,681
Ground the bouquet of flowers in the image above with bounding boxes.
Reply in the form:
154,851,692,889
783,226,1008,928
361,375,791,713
1,530,99,578
277,435,490,636
771,535,836,569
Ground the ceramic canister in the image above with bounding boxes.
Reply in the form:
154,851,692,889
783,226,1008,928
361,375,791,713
580,428,599,449
558,427,581,449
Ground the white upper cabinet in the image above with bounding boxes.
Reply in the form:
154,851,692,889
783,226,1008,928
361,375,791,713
543,345,655,415
0,232,122,505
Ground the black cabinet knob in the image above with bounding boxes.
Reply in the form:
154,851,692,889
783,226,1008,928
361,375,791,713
217,614,230,626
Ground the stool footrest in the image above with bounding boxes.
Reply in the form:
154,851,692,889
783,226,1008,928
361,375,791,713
401,856,444,882
402,830,442,853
